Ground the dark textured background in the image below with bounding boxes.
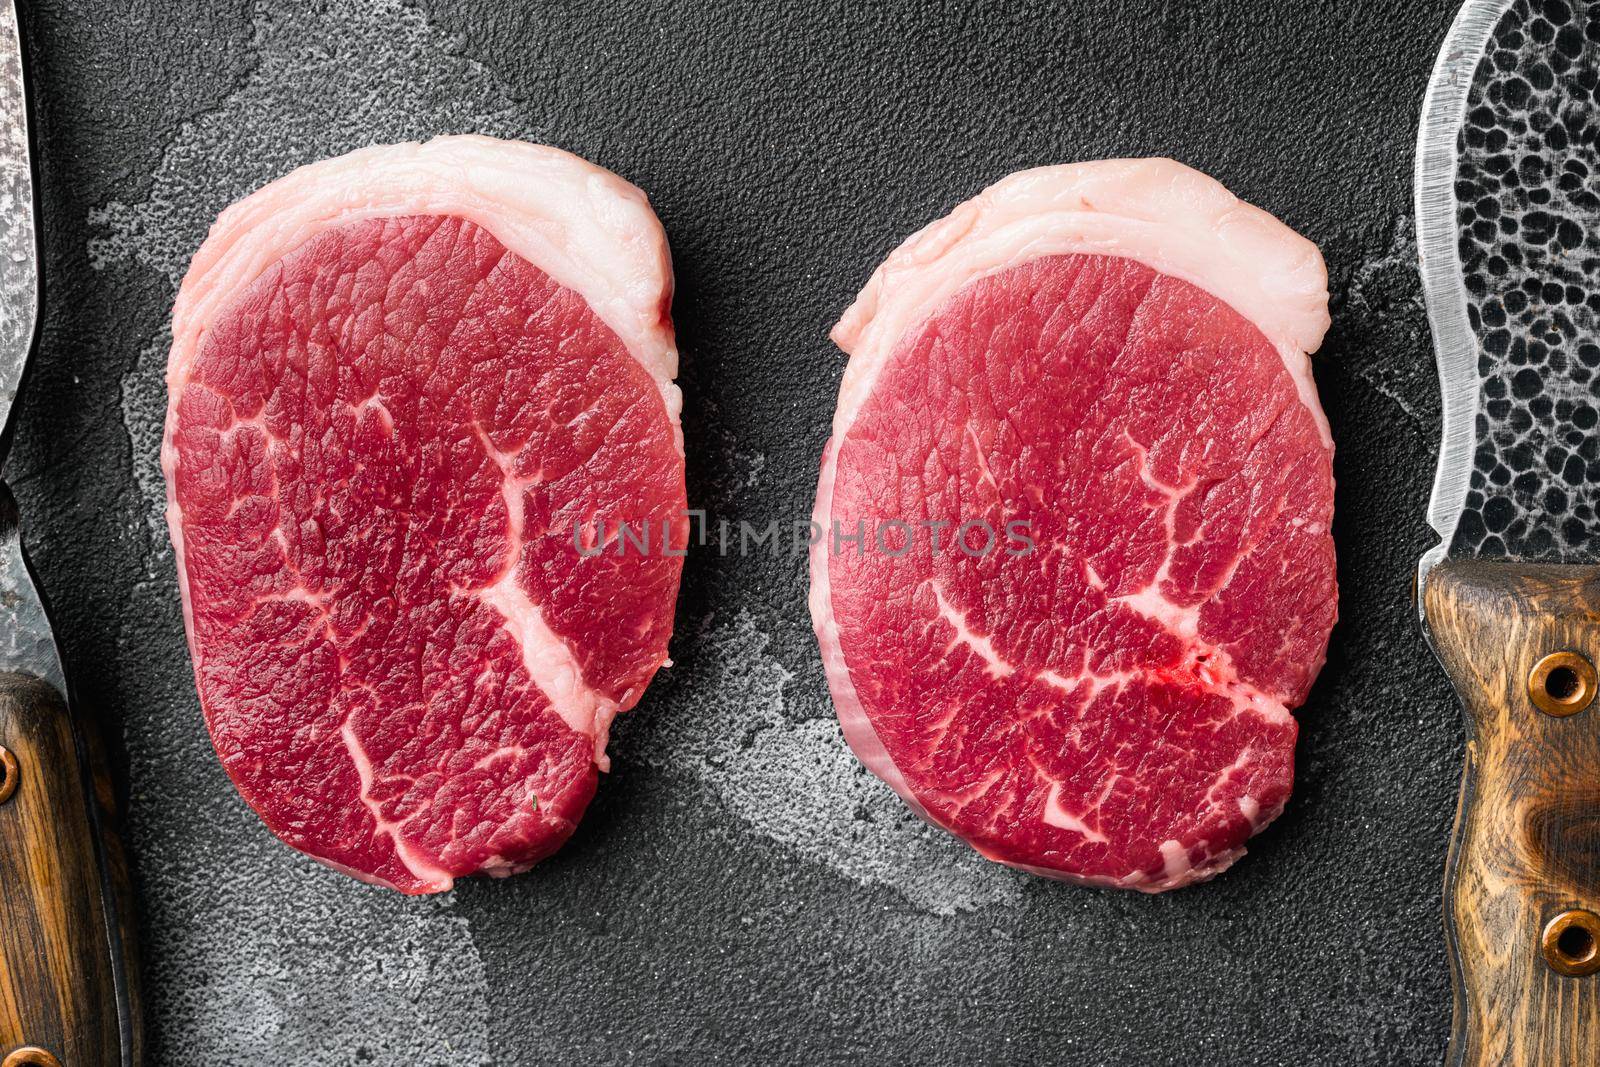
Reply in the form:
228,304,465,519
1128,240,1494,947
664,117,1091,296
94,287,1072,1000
12,1,1463,1063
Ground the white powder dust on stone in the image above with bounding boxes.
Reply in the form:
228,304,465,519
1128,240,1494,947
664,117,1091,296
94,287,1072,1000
1337,216,1432,427
146,853,494,1066
623,612,1026,915
91,1,520,1061
90,0,525,547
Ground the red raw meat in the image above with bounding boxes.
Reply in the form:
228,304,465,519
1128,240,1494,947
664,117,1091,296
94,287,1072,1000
810,159,1335,890
164,137,685,892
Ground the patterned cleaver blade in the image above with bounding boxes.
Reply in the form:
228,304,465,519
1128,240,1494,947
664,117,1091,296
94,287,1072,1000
1417,3,1600,1065
1419,0,1600,577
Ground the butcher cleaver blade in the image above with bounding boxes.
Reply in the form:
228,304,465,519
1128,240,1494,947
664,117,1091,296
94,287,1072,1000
1417,0,1600,1063
0,2,140,1065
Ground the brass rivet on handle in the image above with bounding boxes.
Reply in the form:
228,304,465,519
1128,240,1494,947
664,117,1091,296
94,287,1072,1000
1543,909,1600,977
3,1047,64,1067
1528,651,1598,717
0,744,16,804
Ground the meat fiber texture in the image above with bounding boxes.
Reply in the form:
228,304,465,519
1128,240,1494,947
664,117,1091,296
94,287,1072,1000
810,159,1335,891
164,136,685,893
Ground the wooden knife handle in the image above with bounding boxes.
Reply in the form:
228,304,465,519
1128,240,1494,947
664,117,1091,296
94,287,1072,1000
1424,559,1600,1066
0,672,135,1066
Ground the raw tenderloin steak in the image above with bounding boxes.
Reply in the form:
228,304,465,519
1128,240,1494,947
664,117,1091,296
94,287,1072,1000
810,159,1334,890
164,136,685,893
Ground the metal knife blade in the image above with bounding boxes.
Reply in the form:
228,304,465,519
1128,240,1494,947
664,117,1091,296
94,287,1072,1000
0,0,58,694
0,0,33,443
0,3,139,1064
1417,0,1600,583
0,482,62,693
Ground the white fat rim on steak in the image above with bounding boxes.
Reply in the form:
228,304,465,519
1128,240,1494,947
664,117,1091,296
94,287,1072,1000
165,135,678,779
831,158,1330,447
810,158,1330,890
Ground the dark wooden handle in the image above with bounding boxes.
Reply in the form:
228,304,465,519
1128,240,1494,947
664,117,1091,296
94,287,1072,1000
1423,559,1600,1066
0,672,135,1066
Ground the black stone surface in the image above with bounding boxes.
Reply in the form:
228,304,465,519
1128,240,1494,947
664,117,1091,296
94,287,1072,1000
10,1,1462,1063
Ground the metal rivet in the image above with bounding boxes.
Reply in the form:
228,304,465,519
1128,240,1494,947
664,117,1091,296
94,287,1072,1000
1543,909,1600,977
1528,651,1598,717
0,744,16,804
3,1047,64,1067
